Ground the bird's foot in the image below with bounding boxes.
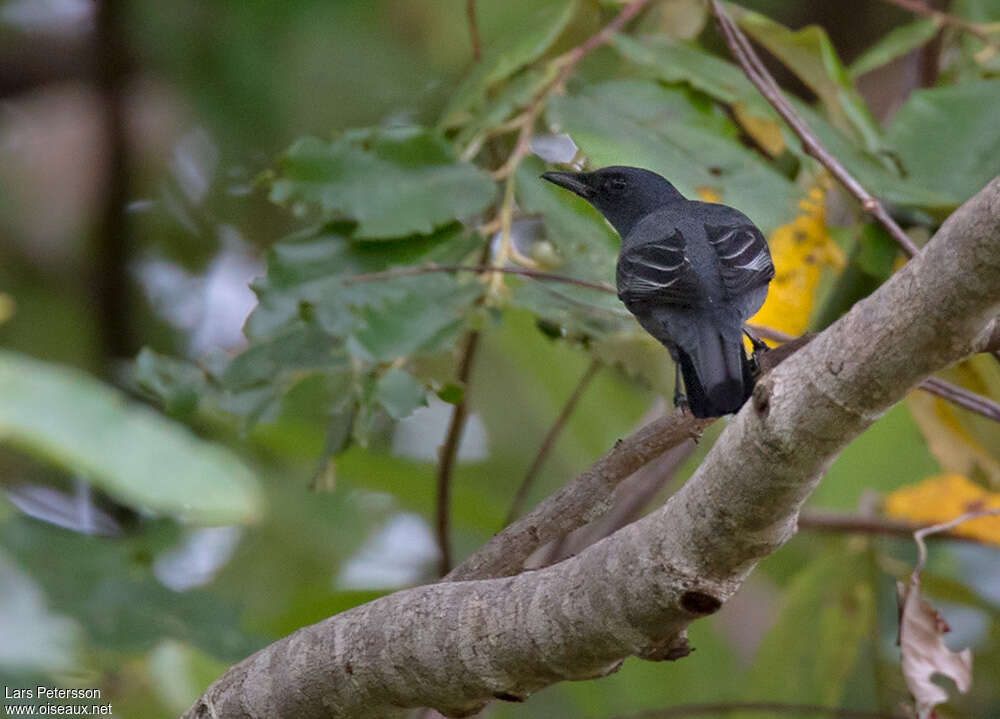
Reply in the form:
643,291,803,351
673,390,689,413
743,329,770,377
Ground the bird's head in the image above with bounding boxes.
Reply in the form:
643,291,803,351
540,166,685,237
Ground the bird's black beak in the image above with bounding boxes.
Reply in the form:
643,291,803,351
541,171,592,200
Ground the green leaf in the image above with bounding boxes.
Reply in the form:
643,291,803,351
134,347,207,420
0,518,263,660
855,223,899,279
374,368,427,420
440,0,578,128
437,383,465,405
0,352,263,525
269,127,496,238
744,551,874,706
732,5,883,152
0,550,81,672
788,99,955,210
345,276,482,363
619,35,953,210
614,34,776,119
884,80,1000,204
547,80,799,234
849,18,942,79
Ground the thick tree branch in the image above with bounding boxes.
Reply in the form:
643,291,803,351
183,179,1000,719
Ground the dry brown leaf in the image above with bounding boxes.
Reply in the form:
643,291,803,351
896,576,973,719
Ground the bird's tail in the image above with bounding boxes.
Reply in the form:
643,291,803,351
676,325,754,418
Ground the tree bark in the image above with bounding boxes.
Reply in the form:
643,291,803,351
182,177,1000,719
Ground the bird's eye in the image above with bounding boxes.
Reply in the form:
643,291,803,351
606,177,628,193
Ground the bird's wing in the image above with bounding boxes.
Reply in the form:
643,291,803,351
705,223,774,298
616,229,703,308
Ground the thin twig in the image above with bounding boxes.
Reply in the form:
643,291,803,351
433,236,496,576
875,0,1000,50
710,1,921,257
491,0,651,179
619,701,903,718
503,359,602,527
799,510,997,547
537,439,697,568
920,375,1000,422
344,263,617,294
94,0,134,368
913,507,1000,574
466,0,482,63
351,263,1000,423
447,409,715,581
435,325,481,577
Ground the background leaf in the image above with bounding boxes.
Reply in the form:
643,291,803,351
269,127,497,238
0,352,263,525
848,18,942,79
885,80,1000,204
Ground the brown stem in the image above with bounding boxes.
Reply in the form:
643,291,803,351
492,0,652,179
876,0,1000,50
466,0,482,62
913,507,1000,573
344,263,617,294
447,409,715,581
435,329,481,576
94,0,134,369
503,359,602,527
710,1,921,257
799,510,996,546
538,439,697,568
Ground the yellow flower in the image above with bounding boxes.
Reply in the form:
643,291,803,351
695,186,722,203
749,187,844,343
885,474,1000,545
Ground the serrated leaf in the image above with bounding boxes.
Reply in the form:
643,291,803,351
440,0,578,128
269,127,496,238
849,18,942,79
246,223,483,341
348,278,482,362
0,351,263,525
884,80,1000,205
375,369,427,420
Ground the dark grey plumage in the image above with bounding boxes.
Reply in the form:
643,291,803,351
541,166,774,418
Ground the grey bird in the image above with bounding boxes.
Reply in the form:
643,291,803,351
541,166,774,418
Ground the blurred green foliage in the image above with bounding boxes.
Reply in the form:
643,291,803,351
1,0,999,717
